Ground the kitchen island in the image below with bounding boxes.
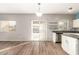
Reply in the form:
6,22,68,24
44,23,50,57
62,33,79,55
52,31,79,43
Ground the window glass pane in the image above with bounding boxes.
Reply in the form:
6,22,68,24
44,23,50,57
33,26,39,33
0,21,16,32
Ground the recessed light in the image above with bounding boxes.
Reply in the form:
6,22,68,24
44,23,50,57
68,7,73,12
69,7,72,10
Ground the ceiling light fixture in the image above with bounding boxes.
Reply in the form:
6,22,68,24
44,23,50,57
36,3,43,17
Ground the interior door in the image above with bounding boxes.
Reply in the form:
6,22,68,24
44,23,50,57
31,20,47,41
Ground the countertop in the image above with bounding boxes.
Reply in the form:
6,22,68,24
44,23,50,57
62,33,79,39
52,30,79,34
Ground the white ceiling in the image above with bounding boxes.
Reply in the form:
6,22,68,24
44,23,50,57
0,3,79,14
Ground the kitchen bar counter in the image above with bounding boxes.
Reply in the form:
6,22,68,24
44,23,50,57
52,31,79,33
52,30,79,43
62,33,79,39
62,34,79,55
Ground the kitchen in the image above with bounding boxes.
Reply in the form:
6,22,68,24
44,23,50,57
0,3,79,55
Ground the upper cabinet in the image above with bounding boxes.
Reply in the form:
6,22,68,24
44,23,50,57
48,20,69,31
73,20,79,28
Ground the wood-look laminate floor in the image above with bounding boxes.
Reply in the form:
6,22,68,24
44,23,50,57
0,41,67,55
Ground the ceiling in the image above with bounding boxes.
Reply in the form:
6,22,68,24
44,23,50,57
0,3,79,14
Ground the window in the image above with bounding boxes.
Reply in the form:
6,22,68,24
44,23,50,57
0,21,16,32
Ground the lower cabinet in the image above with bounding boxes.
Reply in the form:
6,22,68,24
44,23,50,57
61,35,79,55
52,32,57,43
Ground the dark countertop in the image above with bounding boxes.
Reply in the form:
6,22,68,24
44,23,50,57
62,34,79,39
52,31,79,34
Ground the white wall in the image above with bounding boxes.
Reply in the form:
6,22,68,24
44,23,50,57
0,14,75,41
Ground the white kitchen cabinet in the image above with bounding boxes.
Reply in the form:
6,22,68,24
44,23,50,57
73,20,79,28
52,32,57,43
61,35,79,55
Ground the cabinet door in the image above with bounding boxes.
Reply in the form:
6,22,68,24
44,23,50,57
58,20,68,30
62,35,78,55
52,32,57,43
73,20,79,28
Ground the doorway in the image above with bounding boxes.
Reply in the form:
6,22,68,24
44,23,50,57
31,20,47,41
